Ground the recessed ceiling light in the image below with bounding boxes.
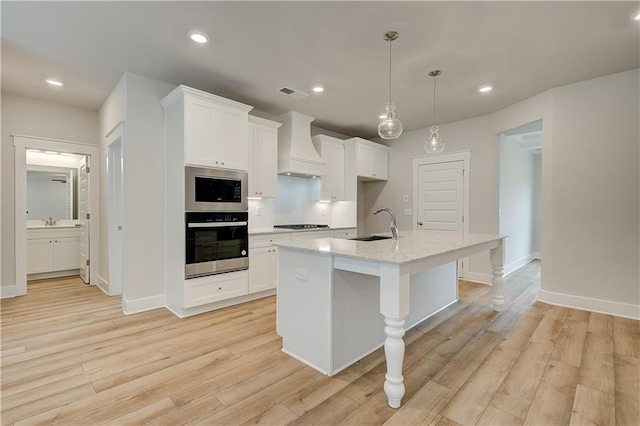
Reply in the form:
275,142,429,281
379,114,386,119
632,10,640,21
188,30,210,44
45,79,63,87
478,85,493,93
312,85,324,93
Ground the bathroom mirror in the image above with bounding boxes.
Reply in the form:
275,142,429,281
26,165,78,220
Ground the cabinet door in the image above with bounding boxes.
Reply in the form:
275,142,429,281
249,246,278,293
356,144,373,178
247,123,258,196
185,97,218,167
216,107,248,171
54,237,80,271
27,239,54,274
321,142,345,201
371,148,388,180
256,125,278,197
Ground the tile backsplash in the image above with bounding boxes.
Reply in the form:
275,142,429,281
249,175,356,229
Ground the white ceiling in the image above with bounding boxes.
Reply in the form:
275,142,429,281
2,1,639,139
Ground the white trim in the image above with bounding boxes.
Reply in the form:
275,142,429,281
538,289,640,320
0,285,20,298
412,150,471,278
13,135,100,297
97,275,110,295
122,294,165,315
532,251,541,259
463,272,492,286
107,122,125,298
504,254,536,277
166,289,276,318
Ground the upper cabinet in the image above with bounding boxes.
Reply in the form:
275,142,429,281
345,137,389,181
312,135,345,201
162,85,253,171
247,116,281,198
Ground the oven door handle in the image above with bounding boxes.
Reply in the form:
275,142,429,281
187,221,248,228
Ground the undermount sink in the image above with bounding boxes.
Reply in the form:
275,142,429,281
350,235,393,242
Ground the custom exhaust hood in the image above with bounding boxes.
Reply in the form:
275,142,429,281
277,111,327,177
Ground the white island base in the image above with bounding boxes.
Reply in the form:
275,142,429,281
277,251,457,376
276,231,505,409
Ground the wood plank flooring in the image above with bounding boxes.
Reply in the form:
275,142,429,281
1,261,639,425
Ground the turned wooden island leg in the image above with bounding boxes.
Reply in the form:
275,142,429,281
379,264,411,408
490,241,505,311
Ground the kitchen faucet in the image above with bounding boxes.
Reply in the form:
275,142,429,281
45,217,57,226
373,208,399,240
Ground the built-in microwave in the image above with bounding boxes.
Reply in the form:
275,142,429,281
185,166,248,212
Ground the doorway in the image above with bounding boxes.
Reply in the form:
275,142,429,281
498,120,543,276
13,135,99,297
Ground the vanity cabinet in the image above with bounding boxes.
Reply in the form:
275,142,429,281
312,135,345,201
248,116,281,198
162,85,253,171
248,233,290,293
27,227,80,275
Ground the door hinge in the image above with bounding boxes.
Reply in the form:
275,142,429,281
86,166,90,173
86,213,90,220
462,168,465,176
86,259,90,266
462,215,465,223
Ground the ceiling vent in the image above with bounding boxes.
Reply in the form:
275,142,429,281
278,86,308,99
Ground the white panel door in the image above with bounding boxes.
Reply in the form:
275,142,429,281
417,161,464,233
79,156,90,283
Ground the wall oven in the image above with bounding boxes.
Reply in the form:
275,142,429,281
185,166,248,212
185,211,249,279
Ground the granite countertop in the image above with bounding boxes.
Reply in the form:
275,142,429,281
248,226,355,236
27,224,81,229
275,230,505,266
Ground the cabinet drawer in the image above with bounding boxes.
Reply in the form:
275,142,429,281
333,228,357,239
249,233,291,248
184,271,248,308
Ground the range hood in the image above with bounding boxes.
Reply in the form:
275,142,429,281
277,111,327,177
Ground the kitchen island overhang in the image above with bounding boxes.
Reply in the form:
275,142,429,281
275,230,506,409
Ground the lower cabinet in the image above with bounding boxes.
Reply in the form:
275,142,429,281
249,233,290,293
27,228,80,275
184,270,248,308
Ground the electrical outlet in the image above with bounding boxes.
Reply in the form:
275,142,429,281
295,268,308,281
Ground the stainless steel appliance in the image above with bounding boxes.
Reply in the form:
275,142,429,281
185,211,249,278
273,224,330,230
185,166,248,212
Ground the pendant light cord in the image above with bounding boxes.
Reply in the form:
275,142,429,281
388,39,392,105
432,75,437,125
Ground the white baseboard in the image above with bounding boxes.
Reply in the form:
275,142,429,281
166,289,276,318
96,275,110,295
463,271,492,285
504,254,535,277
0,285,20,298
532,252,541,260
123,294,166,315
538,289,640,320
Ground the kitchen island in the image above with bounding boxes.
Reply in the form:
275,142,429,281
276,230,505,408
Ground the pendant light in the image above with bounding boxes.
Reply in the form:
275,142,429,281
424,70,445,154
378,31,403,140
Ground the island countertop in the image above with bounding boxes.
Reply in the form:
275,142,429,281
275,230,505,266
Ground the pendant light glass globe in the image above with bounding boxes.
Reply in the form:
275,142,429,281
424,70,445,154
378,31,403,140
378,102,403,139
424,125,445,153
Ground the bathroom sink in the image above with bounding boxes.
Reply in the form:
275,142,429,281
350,235,392,242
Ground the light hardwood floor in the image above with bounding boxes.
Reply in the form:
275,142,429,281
1,262,638,425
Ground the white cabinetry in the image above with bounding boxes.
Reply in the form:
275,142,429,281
162,85,253,171
27,227,80,276
184,270,248,308
248,116,281,198
352,139,389,181
248,233,290,293
312,135,345,201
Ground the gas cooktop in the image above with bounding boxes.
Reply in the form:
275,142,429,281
273,224,330,230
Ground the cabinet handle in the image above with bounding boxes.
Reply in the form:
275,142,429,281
218,287,222,291
417,222,423,226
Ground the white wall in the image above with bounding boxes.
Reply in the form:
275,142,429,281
367,69,639,318
499,135,537,274
1,93,98,289
98,72,175,312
